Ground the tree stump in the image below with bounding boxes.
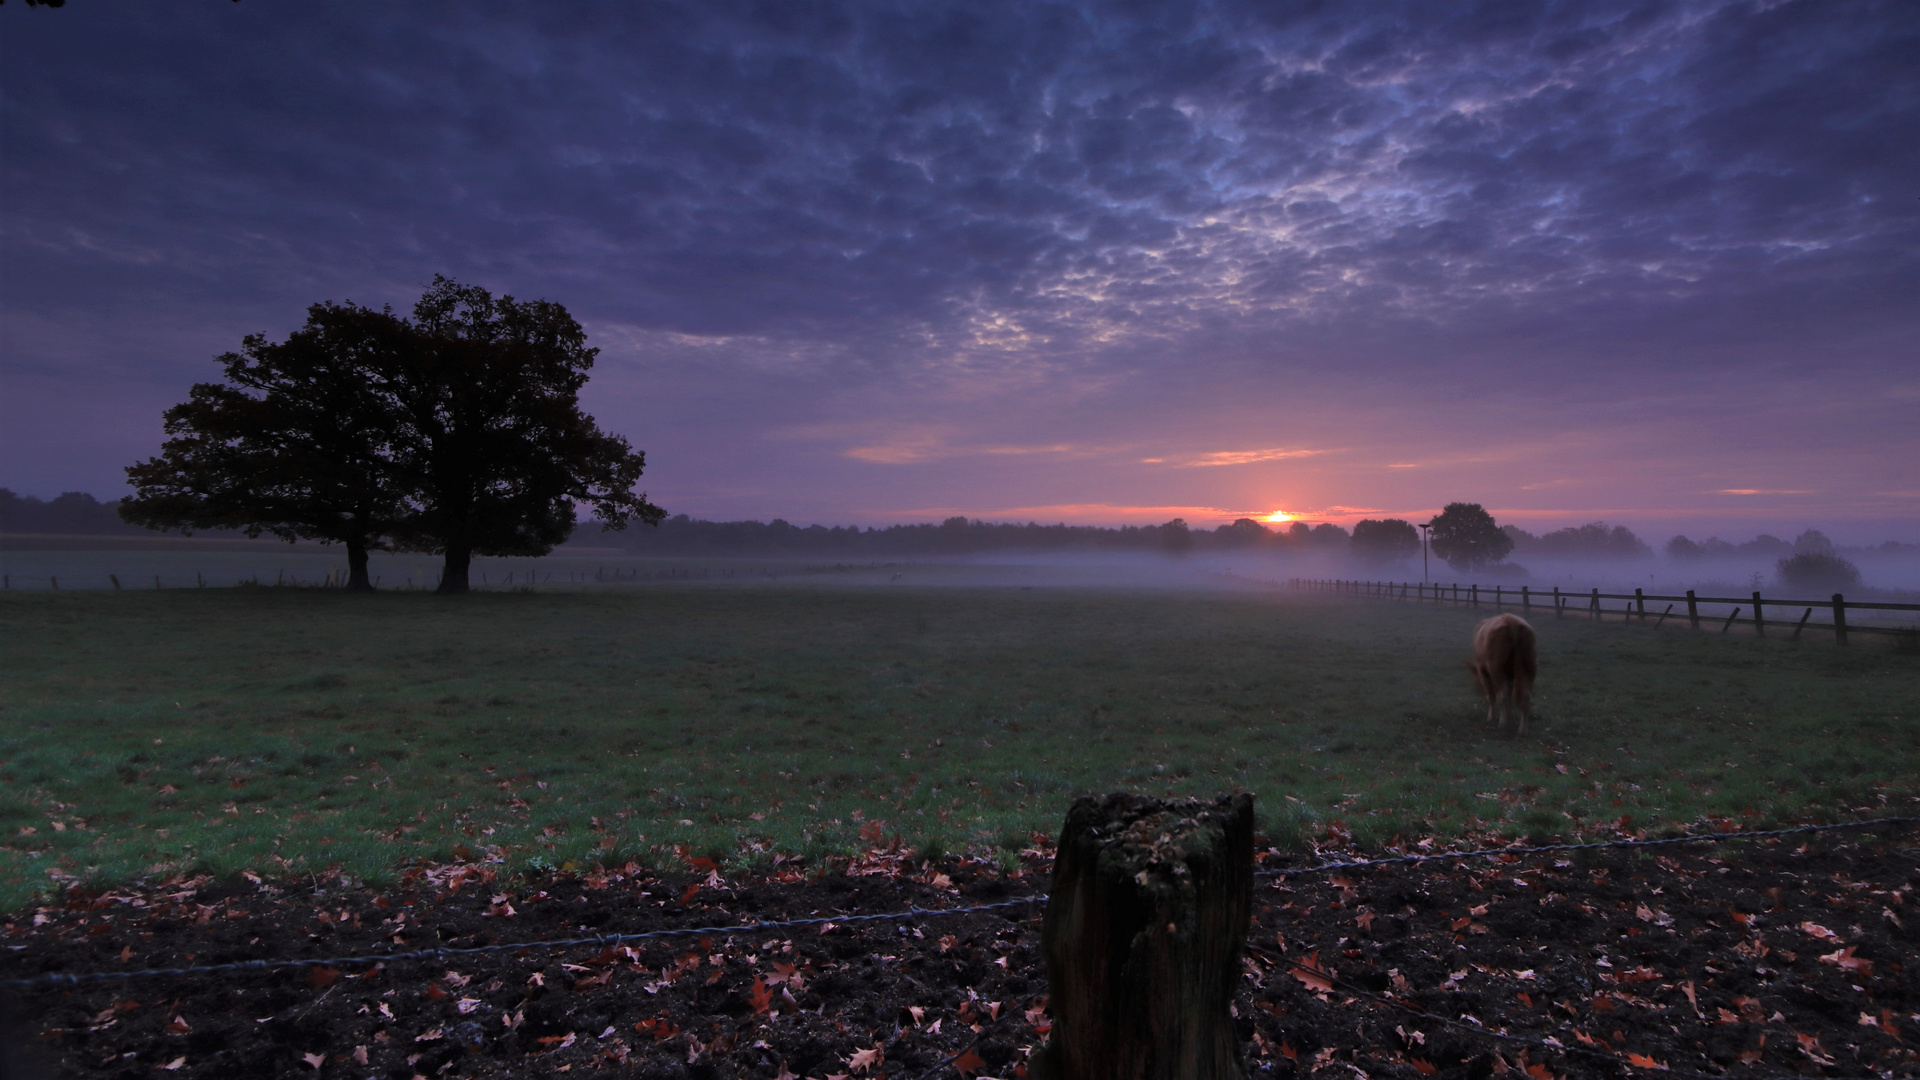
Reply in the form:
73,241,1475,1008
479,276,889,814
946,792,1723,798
1030,792,1255,1080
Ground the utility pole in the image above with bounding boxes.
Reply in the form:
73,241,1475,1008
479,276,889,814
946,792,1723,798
1417,521,1433,585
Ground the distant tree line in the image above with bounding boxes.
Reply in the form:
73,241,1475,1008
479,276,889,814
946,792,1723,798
113,277,662,593
594,514,1363,558
0,489,147,536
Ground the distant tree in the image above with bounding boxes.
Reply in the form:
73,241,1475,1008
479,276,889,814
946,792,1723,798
386,277,664,593
1213,518,1270,549
1350,518,1418,564
0,489,141,535
1777,552,1860,592
120,302,413,591
1307,522,1350,547
1159,518,1194,555
1738,534,1791,556
1665,535,1703,559
1792,529,1835,556
1501,524,1539,555
1428,502,1513,572
1530,521,1650,559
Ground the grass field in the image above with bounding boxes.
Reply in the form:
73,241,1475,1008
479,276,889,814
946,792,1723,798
2,577,1917,910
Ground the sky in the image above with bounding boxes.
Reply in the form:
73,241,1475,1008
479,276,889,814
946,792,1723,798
2,1,1916,542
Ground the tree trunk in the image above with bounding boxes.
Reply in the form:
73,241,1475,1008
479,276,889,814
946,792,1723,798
343,533,375,592
436,543,471,594
1031,793,1254,1080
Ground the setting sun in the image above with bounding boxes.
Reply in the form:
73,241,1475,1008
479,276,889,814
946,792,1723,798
1262,510,1296,523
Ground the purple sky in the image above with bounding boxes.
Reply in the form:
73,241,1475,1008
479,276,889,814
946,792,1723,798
3,1,1916,541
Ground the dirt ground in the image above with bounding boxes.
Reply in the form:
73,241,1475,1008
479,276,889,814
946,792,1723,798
4,824,1917,1079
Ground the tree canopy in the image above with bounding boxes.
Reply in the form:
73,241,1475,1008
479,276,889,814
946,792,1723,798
121,277,662,593
1428,502,1513,573
387,277,663,593
121,302,412,590
1349,518,1419,564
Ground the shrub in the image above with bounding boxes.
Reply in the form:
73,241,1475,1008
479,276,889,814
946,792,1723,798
1776,552,1861,592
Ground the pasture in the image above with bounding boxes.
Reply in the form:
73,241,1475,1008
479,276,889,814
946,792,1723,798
2,576,1917,910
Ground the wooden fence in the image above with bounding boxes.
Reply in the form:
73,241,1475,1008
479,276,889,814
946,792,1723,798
1288,577,1920,645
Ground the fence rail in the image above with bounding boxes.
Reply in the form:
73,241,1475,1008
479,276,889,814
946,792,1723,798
1289,576,1920,644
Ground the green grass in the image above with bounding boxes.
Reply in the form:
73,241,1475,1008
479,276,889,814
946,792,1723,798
2,582,1917,910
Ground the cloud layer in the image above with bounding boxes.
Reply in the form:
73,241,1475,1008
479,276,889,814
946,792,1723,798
3,1,1916,537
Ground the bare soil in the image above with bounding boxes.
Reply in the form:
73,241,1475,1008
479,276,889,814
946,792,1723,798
4,826,1917,1079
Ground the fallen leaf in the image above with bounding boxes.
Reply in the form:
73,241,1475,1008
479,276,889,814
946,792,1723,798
1819,946,1873,975
1289,952,1334,994
748,976,773,1015
950,1047,987,1077
1411,1060,1438,1076
1796,1032,1836,1066
352,1045,368,1065
161,1058,185,1071
166,1016,191,1035
302,1052,326,1069
1625,1052,1667,1069
306,966,341,989
848,1045,884,1074
1800,921,1840,941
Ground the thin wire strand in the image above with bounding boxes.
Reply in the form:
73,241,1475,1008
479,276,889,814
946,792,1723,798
5,816,1913,995
0,897,1045,990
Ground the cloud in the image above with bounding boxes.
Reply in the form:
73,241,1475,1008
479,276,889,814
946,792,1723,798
1,1,1914,531
1711,489,1817,496
1165,448,1327,467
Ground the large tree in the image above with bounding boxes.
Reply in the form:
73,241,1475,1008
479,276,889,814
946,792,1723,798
387,277,664,593
1427,502,1513,573
120,302,411,591
1349,518,1419,565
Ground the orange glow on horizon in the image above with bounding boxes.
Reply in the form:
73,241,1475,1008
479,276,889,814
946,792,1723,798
1262,510,1296,523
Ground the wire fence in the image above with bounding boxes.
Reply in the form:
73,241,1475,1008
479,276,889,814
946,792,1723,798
6,815,1915,1079
1291,576,1920,643
6,816,1912,981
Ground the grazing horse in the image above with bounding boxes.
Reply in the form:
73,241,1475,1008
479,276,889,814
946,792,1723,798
1470,613,1537,736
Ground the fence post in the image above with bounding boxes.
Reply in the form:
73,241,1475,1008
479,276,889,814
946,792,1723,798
1751,591,1766,638
1553,587,1562,619
1793,608,1813,639
1686,590,1699,630
110,574,122,591
1634,588,1644,622
1590,588,1600,622
1471,584,1478,607
1521,585,1530,614
1033,793,1253,1080
1833,594,1848,646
